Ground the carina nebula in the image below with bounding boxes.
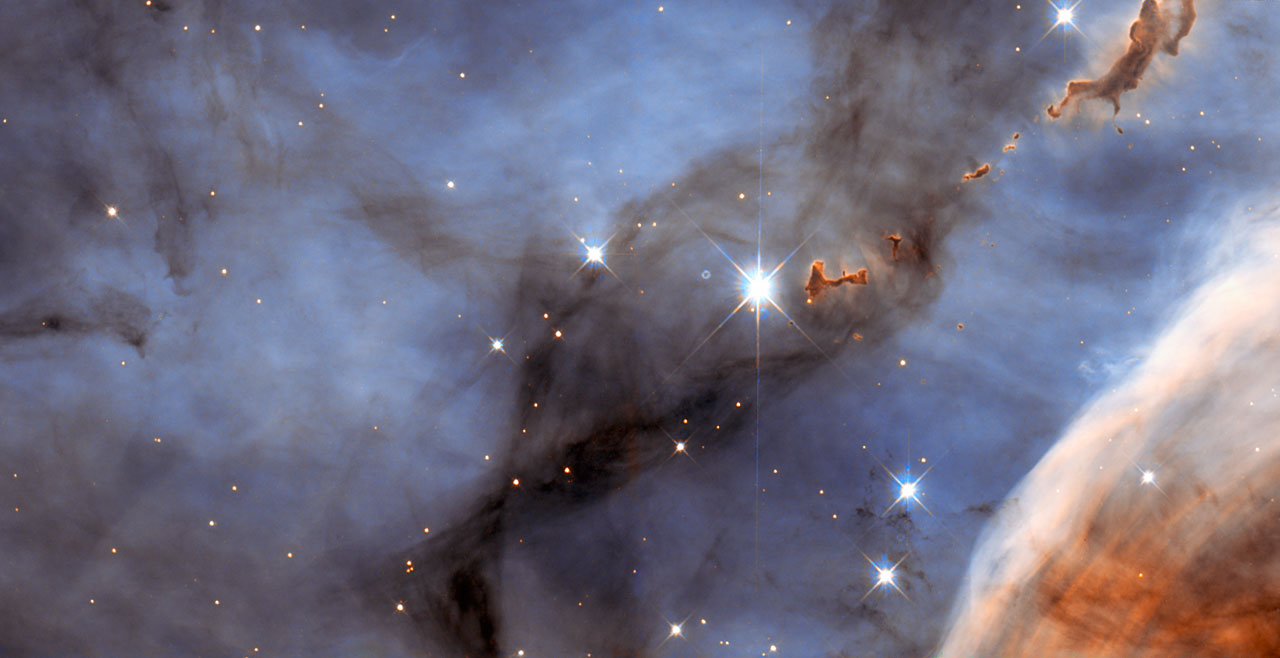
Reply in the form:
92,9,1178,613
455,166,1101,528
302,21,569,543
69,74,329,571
0,0,1276,656
942,210,1280,656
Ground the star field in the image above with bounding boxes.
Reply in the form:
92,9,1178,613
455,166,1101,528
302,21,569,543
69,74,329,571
0,1,1277,656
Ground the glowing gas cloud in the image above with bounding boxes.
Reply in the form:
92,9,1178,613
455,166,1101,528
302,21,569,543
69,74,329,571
940,208,1280,657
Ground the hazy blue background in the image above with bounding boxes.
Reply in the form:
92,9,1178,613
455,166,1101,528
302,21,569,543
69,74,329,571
0,0,1274,655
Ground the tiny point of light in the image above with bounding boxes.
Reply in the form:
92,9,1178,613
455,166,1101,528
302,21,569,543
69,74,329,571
106,206,117,217
670,623,681,636
877,566,895,585
491,338,504,352
446,180,455,188
586,244,604,263
1056,6,1074,25
1141,470,1155,484
675,441,686,452
900,481,917,499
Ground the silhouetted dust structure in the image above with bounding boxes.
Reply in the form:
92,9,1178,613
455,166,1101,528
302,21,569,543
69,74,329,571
885,234,904,260
1047,0,1196,123
962,163,991,180
805,260,868,299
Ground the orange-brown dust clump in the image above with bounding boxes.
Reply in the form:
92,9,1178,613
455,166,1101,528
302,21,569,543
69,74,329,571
1046,0,1196,123
805,260,868,299
885,234,903,260
1003,132,1021,152
962,163,991,180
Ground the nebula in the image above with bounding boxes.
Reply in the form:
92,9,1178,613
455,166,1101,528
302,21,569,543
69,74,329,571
940,208,1280,657
0,0,1272,655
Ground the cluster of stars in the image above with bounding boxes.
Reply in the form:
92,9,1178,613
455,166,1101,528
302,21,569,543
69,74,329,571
32,5,1239,654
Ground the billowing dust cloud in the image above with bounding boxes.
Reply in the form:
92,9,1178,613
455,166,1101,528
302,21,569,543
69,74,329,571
1047,0,1196,122
940,208,1280,657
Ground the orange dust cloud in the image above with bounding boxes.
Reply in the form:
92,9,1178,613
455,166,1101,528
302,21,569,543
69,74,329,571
963,163,992,180
804,260,868,299
1047,0,1196,125
885,234,904,260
